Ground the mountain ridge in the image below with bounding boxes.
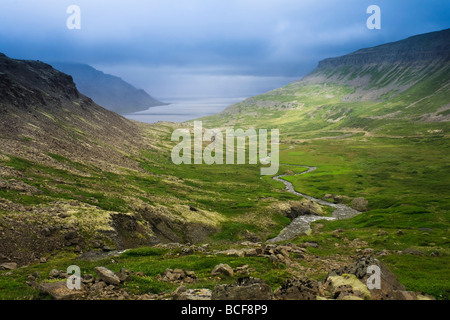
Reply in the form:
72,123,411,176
50,62,167,114
317,28,450,68
212,28,450,132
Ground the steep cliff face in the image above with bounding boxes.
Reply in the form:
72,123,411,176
302,29,450,101
317,29,450,68
0,53,80,109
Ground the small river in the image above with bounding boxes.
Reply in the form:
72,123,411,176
265,149,361,242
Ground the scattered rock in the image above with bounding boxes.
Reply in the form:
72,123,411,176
212,277,272,300
430,250,440,257
332,228,345,238
235,265,252,275
377,249,390,257
362,248,375,255
301,242,319,248
116,268,131,282
181,247,194,255
38,281,84,300
49,269,61,278
173,285,212,300
215,248,246,257
240,241,260,247
328,256,411,300
159,268,197,283
402,248,425,256
275,278,322,300
242,230,262,242
82,274,94,284
91,281,107,292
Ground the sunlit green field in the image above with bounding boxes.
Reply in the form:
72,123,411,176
274,137,450,299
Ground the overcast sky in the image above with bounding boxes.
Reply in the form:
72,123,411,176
0,0,449,99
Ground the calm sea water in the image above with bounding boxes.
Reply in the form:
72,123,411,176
122,96,245,123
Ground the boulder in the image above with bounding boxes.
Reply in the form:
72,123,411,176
49,269,61,278
211,264,234,277
0,262,17,270
350,197,368,211
94,267,120,285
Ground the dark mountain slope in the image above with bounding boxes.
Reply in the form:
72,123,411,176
0,53,146,170
51,62,167,114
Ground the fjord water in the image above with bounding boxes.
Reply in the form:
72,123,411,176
122,96,245,123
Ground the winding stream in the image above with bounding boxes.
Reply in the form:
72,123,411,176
264,147,361,243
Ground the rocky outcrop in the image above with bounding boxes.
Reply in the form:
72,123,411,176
138,205,218,244
325,256,434,300
325,274,372,300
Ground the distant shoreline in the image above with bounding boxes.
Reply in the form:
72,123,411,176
122,96,246,123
